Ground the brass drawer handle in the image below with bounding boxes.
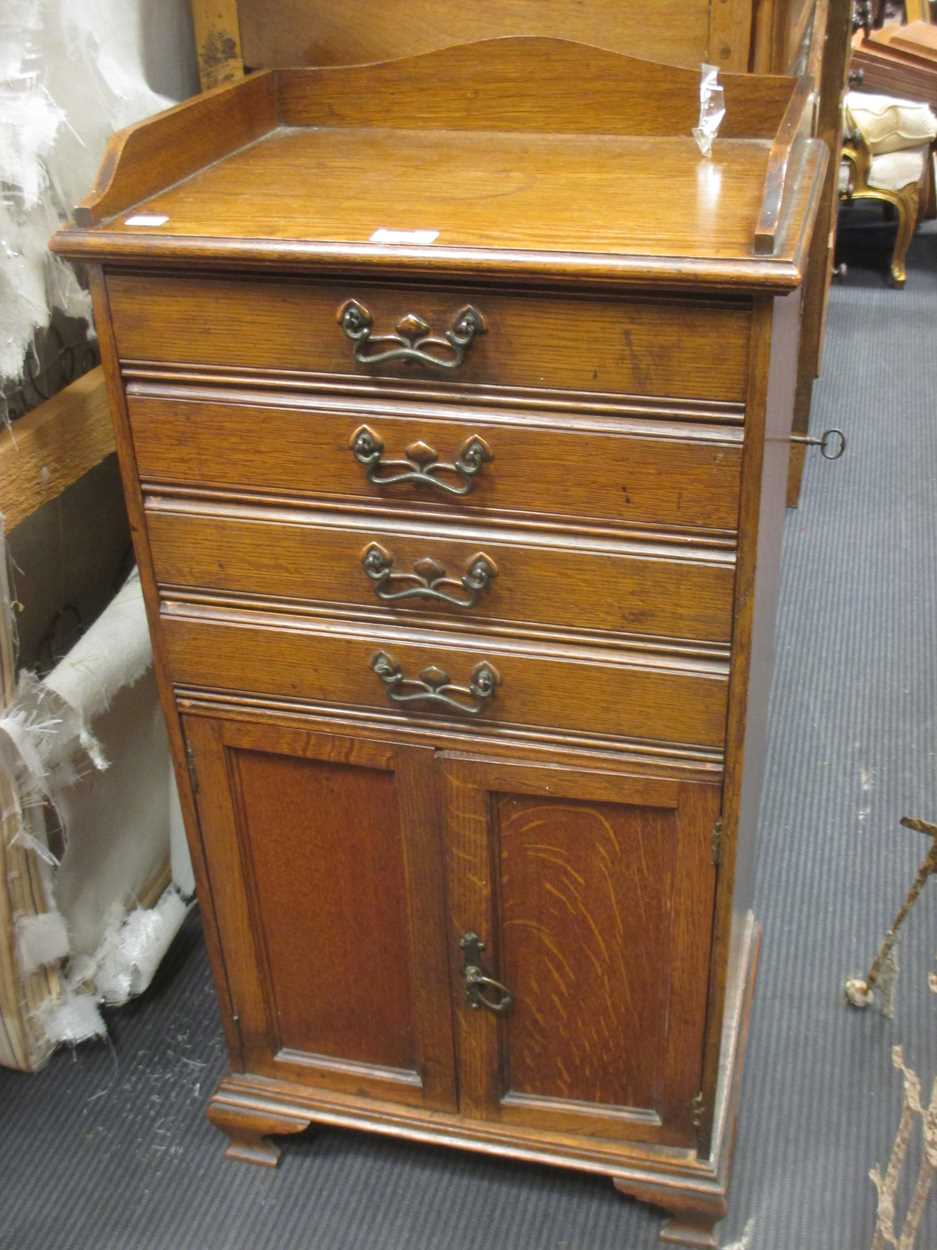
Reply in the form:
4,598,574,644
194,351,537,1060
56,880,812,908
371,651,499,717
460,932,513,1014
351,424,492,496
362,543,497,609
338,299,486,370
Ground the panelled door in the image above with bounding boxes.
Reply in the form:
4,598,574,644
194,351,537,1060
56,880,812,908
183,715,457,1111
440,754,720,1146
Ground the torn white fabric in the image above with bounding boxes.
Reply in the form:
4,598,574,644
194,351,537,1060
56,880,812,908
44,566,151,765
16,909,69,973
93,887,191,1006
0,0,197,390
1,561,195,1066
37,988,106,1045
0,569,148,807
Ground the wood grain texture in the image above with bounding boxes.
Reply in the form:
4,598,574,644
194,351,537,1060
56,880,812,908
145,497,737,646
233,0,822,76
694,293,798,1156
191,0,244,90
126,391,744,535
107,276,753,405
238,2,727,72
63,27,825,1235
273,41,794,137
161,605,730,750
0,368,114,532
754,75,818,256
206,1098,312,1167
74,70,276,227
188,716,457,1109
50,41,827,295
94,127,799,269
202,911,757,1178
232,748,416,1069
441,756,718,1146
848,27,937,111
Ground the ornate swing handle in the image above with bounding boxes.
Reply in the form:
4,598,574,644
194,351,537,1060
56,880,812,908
370,652,499,717
350,424,492,496
460,932,513,1014
338,299,486,370
361,544,497,609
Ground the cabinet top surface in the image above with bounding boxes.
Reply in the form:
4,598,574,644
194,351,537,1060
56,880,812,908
52,40,827,293
111,127,780,261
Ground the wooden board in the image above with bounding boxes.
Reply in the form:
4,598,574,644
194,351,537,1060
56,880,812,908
0,368,115,533
871,21,937,62
191,0,244,89
234,0,746,73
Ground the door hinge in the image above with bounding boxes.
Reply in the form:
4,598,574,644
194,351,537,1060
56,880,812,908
230,1010,243,1057
691,1089,706,1139
185,742,199,796
711,817,723,867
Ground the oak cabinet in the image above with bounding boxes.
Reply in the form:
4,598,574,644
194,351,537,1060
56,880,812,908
54,34,822,1247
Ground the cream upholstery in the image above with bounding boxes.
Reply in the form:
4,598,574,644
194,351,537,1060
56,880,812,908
868,147,929,192
845,91,937,155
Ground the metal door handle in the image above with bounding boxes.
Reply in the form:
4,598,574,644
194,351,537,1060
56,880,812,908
460,932,513,1014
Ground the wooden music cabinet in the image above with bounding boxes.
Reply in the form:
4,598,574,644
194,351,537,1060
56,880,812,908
54,36,827,1250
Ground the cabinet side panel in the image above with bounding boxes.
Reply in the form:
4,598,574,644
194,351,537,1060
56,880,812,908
701,291,801,1153
232,750,416,1071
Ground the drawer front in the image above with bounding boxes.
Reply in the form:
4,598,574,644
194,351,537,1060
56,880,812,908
160,609,730,749
129,392,743,533
147,500,737,645
108,274,752,405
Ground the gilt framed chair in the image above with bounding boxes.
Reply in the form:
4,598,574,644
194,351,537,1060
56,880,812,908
840,90,937,285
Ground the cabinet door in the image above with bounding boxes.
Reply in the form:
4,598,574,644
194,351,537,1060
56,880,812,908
441,755,719,1146
184,715,457,1111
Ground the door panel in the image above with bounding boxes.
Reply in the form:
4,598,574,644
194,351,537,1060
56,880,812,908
441,755,719,1145
232,748,414,1070
184,715,456,1110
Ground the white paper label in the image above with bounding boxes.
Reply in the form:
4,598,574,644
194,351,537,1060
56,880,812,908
124,214,169,227
370,227,439,245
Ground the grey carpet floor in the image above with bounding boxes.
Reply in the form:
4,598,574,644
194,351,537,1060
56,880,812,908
1,220,936,1250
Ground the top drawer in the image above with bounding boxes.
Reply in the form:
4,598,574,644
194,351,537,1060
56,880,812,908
106,274,752,406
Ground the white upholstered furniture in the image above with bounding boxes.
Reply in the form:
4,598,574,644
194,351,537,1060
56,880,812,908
841,90,937,285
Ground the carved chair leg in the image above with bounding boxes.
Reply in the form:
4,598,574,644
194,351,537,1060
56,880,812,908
207,1099,313,1167
889,183,919,288
612,1178,726,1249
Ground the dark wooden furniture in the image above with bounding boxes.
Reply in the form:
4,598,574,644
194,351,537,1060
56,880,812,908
851,21,937,108
53,39,827,1249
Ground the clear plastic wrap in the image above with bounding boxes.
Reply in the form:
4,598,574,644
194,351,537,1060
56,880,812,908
693,63,726,158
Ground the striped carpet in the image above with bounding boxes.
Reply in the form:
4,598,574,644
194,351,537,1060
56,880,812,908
2,222,936,1250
